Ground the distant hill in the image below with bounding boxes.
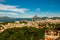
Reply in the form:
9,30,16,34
39,17,60,20
50,17,60,20
0,17,32,22
0,17,15,22
0,16,60,22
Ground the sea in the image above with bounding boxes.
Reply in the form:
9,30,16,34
0,18,32,22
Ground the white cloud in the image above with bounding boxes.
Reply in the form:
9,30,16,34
35,8,40,12
0,12,19,17
0,12,33,18
0,4,29,13
0,12,17,15
0,4,30,18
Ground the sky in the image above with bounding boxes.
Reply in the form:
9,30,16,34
0,0,60,18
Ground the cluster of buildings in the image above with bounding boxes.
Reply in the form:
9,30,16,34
0,21,45,33
45,30,60,40
0,19,60,31
0,15,60,40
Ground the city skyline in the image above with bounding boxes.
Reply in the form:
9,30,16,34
0,0,60,18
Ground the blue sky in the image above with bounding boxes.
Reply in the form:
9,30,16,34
0,0,60,18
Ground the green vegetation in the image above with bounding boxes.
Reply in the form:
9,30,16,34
0,22,8,25
54,23,60,30
47,23,60,30
0,22,14,25
0,27,45,40
19,20,27,24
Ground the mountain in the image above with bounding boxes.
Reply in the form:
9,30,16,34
0,16,60,22
50,17,60,20
0,17,15,22
0,17,32,22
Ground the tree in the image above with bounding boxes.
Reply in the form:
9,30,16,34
0,27,45,40
54,23,60,30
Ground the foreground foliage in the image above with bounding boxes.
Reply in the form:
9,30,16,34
0,27,45,40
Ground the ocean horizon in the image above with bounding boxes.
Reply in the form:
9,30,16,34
0,18,32,22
